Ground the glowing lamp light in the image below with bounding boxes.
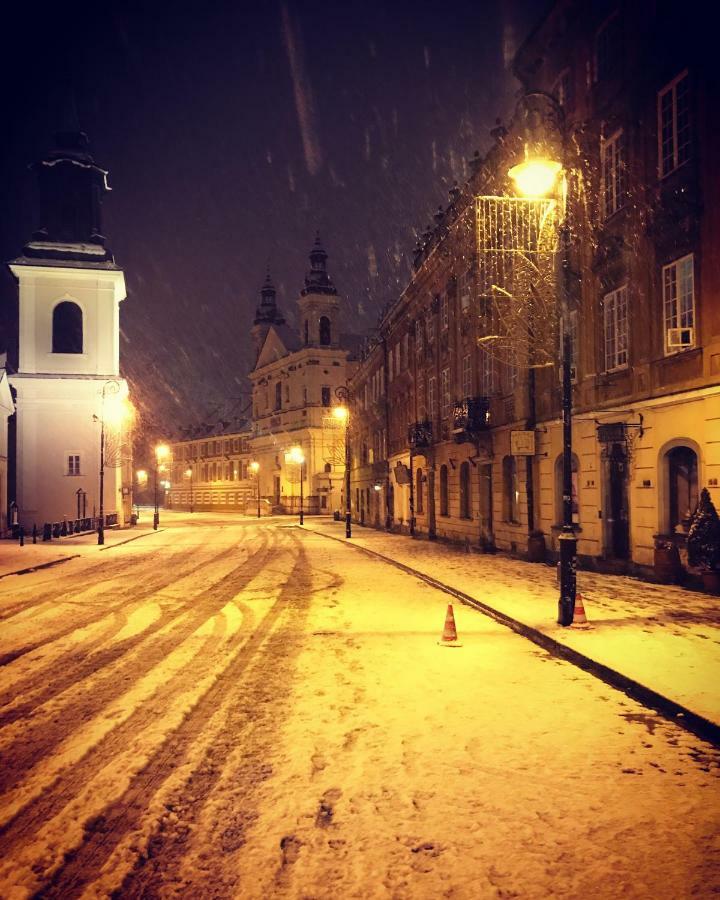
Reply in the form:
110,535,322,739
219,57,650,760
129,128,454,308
185,468,192,477
508,157,562,198
333,405,349,422
250,461,260,474
136,469,148,485
155,443,170,462
288,445,305,465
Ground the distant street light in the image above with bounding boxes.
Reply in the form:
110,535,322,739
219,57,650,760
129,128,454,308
154,443,170,530
185,467,194,513
287,445,305,525
333,390,352,539
250,460,260,518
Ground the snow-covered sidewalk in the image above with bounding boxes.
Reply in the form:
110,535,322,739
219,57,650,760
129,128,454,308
307,519,720,732
0,521,159,579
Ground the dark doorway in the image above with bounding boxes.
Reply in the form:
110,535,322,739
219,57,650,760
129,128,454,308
479,464,493,548
605,443,629,559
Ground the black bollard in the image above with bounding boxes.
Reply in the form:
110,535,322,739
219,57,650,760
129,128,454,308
32,524,37,544
19,526,25,547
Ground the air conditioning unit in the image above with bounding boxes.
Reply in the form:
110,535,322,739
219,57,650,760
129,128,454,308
667,327,694,348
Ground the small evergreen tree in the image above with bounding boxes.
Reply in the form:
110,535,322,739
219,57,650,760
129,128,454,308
687,488,720,571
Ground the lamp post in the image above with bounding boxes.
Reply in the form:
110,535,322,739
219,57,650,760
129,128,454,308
250,460,260,518
333,389,352,539
288,445,305,525
97,379,130,546
185,467,194,513
154,444,169,530
508,100,576,626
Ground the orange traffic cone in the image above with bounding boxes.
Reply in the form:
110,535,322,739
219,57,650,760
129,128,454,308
571,592,590,628
438,603,462,647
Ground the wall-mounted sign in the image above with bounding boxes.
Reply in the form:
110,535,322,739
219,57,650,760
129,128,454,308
511,430,536,456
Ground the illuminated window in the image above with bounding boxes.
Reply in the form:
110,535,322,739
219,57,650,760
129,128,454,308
52,301,83,354
603,285,629,372
658,72,690,178
663,254,695,354
601,130,625,218
503,456,519,523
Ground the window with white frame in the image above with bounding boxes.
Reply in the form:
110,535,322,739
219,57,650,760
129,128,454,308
417,374,426,417
603,285,629,371
663,254,695,354
601,130,625,218
480,348,497,396
441,367,451,419
441,294,449,331
658,71,690,178
428,376,438,418
553,68,574,109
67,454,81,476
426,310,435,344
594,12,621,83
462,353,472,397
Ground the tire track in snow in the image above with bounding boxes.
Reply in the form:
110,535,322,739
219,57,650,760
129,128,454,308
0,531,284,859
0,540,259,727
0,538,270,794
34,535,314,899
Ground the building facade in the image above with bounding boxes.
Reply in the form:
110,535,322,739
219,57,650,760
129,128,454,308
7,129,133,531
166,428,255,513
0,358,14,535
248,237,357,516
346,0,718,576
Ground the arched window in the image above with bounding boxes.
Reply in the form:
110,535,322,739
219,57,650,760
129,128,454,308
319,315,331,345
324,462,332,473
667,445,698,531
275,382,282,410
440,464,449,516
416,468,424,514
503,456,518,523
52,301,83,353
460,461,471,519
554,453,580,525
304,320,309,345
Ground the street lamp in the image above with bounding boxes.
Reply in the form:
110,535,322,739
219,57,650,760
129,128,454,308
154,443,170,530
288,445,305,525
508,109,577,627
250,460,260,518
185,467,194,513
333,393,352,539
97,379,130,546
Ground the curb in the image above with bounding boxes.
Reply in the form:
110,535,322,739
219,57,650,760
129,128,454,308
308,527,720,749
99,529,164,550
0,554,81,580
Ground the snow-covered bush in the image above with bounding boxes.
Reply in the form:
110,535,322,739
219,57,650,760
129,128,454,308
687,488,720,572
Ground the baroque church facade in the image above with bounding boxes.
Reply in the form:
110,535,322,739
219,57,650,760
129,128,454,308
6,128,133,531
248,236,357,516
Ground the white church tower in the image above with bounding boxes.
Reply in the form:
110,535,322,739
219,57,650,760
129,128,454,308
8,128,131,530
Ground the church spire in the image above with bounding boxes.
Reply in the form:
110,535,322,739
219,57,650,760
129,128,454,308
301,232,337,297
253,268,284,326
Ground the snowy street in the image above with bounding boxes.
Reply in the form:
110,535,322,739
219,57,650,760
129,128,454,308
0,513,718,898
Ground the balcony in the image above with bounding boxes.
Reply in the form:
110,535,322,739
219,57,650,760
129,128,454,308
452,397,491,443
408,421,433,449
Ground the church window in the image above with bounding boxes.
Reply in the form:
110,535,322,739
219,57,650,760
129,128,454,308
319,316,331,345
275,382,282,410
52,301,83,354
304,320,309,345
321,386,331,407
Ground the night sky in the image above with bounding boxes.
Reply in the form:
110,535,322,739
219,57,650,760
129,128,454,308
0,0,544,442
